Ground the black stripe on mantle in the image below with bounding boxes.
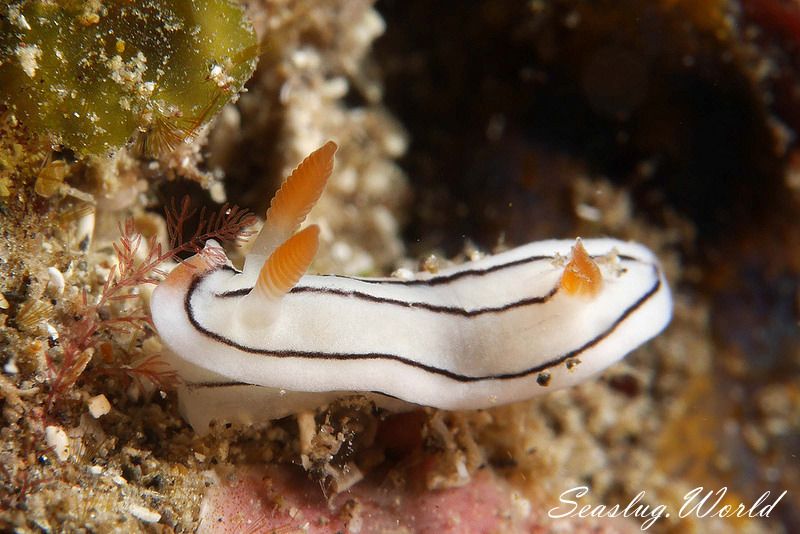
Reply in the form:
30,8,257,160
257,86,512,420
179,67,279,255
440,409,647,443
183,265,662,383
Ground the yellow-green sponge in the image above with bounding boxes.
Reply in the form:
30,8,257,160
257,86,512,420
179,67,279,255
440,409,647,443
1,0,258,156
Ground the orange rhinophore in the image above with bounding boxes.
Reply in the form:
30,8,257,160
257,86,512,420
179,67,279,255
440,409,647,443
249,141,337,259
254,225,320,301
560,239,603,297
267,142,336,229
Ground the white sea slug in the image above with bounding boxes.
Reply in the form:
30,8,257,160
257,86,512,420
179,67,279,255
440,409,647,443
151,142,673,433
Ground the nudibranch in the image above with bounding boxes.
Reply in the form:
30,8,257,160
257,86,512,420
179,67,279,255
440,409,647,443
151,142,673,433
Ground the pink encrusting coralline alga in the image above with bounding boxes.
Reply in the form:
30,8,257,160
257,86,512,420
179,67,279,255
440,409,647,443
199,464,643,534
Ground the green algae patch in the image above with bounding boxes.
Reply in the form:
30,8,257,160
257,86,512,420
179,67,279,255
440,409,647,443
0,0,258,156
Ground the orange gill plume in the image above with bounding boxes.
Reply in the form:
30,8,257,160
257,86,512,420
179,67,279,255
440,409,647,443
560,239,603,297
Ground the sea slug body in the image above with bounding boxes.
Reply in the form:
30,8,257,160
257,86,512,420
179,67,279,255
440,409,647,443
151,142,673,433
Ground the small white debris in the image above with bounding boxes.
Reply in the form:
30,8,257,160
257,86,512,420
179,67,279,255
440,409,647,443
290,48,320,69
45,425,70,461
46,323,59,341
455,456,469,481
510,491,532,519
330,462,364,494
8,6,31,31
76,210,95,249
208,62,234,88
465,244,486,262
209,180,226,203
391,267,415,281
321,76,348,99
331,241,353,262
15,44,42,78
87,394,111,418
141,335,163,356
575,203,602,222
296,411,316,455
382,128,408,157
89,465,103,475
129,504,161,524
347,514,363,534
356,9,386,45
194,452,206,462
4,358,18,375
202,469,221,485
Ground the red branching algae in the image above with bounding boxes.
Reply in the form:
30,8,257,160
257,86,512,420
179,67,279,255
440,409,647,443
46,199,256,411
